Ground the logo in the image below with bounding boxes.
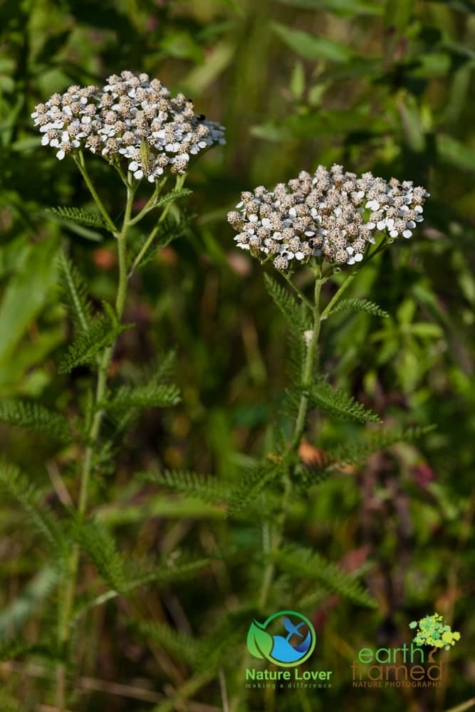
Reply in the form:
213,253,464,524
409,613,461,652
351,612,461,689
247,610,316,667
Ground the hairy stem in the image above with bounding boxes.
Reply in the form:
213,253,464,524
56,176,135,712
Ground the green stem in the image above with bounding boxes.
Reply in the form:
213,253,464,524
128,177,167,226
280,270,315,311
230,269,324,712
320,269,357,321
129,173,186,275
73,152,118,234
292,275,323,444
56,175,136,712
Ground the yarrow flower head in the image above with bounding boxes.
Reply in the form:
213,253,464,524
32,70,226,180
227,164,429,271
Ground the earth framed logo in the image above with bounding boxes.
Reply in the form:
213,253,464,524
247,610,316,667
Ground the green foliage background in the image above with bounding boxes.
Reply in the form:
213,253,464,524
0,0,474,710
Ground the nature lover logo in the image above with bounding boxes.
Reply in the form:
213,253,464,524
247,610,316,667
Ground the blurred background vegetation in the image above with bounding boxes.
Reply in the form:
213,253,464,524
1,0,475,710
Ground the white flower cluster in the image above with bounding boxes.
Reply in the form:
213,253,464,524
228,165,429,271
31,70,226,180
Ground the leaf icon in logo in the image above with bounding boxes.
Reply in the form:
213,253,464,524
247,620,274,660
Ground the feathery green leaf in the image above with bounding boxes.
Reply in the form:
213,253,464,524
0,399,72,442
0,460,64,551
137,622,204,666
227,454,292,516
105,384,180,411
125,557,210,591
286,329,308,387
73,518,126,592
58,316,131,373
328,298,389,318
273,544,377,608
154,188,193,210
153,350,177,382
293,425,436,488
333,424,436,466
130,214,194,269
304,379,381,423
142,470,228,504
57,251,94,332
264,274,311,332
48,206,109,230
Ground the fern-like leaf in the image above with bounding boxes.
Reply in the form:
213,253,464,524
227,454,293,516
73,518,126,592
0,460,64,552
130,214,194,269
334,424,436,467
0,399,72,442
48,206,110,230
58,251,93,332
137,622,204,667
105,384,180,411
153,350,177,382
154,188,192,210
329,298,389,318
285,328,319,390
293,425,436,489
304,379,381,424
273,544,377,608
125,557,210,591
264,274,311,333
142,470,228,504
58,316,131,373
